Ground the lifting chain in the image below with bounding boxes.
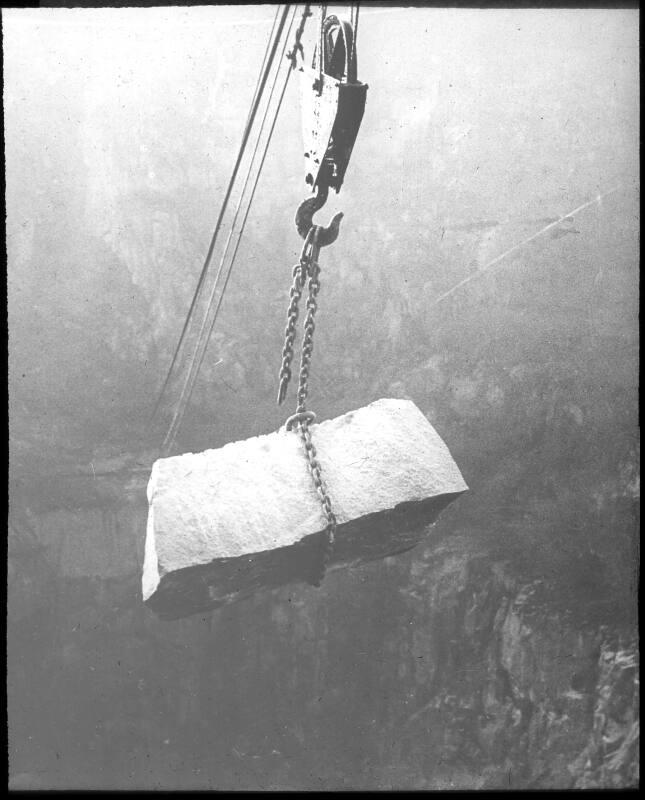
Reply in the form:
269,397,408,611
277,226,337,587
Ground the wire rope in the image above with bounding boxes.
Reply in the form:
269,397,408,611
149,5,291,425
161,5,305,453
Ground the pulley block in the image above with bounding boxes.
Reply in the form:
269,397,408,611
300,14,368,193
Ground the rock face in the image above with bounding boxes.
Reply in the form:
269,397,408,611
144,399,467,618
7,510,640,790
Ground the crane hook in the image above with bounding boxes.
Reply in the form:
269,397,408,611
295,184,344,246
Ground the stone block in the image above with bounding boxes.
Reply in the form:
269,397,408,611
143,398,468,619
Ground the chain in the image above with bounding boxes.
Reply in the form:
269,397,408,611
297,420,337,587
295,244,321,413
277,229,314,406
277,225,337,587
286,3,311,68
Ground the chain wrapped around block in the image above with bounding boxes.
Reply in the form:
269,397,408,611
277,224,337,586
143,398,469,619
299,420,337,587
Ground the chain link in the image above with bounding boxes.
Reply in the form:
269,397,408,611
276,269,305,405
299,422,337,586
295,252,320,413
277,225,337,587
277,230,313,405
286,3,311,68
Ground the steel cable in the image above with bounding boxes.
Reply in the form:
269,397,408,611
150,5,291,427
162,5,307,453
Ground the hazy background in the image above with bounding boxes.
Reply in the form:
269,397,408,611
6,5,639,790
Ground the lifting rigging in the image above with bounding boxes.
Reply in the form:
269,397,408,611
142,4,468,619
149,4,366,457
150,4,299,454
275,5,368,584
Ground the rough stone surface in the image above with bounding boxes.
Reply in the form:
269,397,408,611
143,398,467,617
